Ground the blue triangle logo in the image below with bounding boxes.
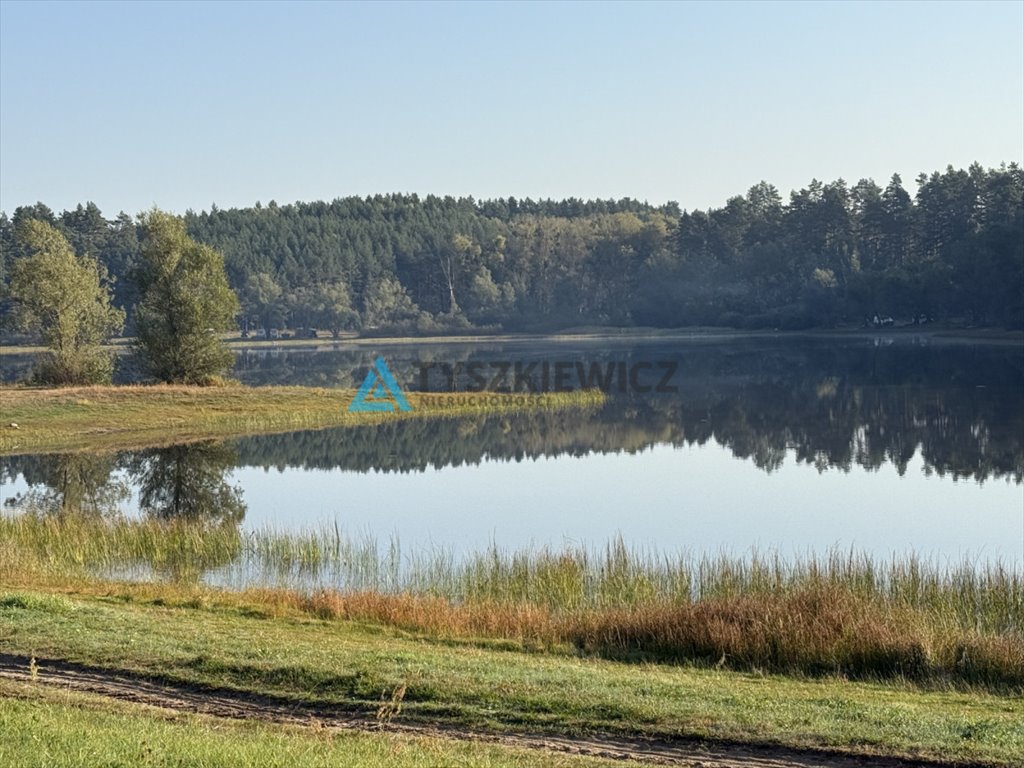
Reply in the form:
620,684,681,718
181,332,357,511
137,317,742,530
349,357,412,413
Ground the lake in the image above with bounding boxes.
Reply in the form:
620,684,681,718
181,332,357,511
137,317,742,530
2,335,1023,584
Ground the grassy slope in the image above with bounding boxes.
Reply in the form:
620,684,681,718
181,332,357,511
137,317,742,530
0,680,617,768
0,385,599,454
0,590,1021,766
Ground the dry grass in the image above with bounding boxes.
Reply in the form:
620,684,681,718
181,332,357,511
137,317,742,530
292,587,1023,689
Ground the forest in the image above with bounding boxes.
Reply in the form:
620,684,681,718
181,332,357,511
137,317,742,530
1,162,1021,334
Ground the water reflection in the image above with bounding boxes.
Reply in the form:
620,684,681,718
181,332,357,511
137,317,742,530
2,452,129,518
2,442,246,584
232,340,1023,483
3,441,247,524
226,337,1024,480
2,341,1022,517
226,378,1023,482
2,338,1021,582
126,442,246,524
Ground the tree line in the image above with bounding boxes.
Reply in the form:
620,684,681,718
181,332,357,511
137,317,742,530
1,162,1021,383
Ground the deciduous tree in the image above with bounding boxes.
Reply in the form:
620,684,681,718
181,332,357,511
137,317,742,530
134,210,239,384
8,220,124,384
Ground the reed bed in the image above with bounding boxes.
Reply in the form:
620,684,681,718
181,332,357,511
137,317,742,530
2,513,1021,688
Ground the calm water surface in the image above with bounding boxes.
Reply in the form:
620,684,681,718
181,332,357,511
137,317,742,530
3,336,1023,565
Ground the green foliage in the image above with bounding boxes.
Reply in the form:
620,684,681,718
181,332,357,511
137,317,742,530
291,281,359,337
2,516,1022,691
240,271,284,333
3,595,1023,767
362,275,423,330
6,220,124,384
134,210,240,384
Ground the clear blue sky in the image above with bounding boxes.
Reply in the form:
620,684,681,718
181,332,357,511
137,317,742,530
1,0,1021,216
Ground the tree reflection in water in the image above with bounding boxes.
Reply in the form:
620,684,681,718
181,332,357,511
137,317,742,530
1,452,129,518
127,441,246,525
2,441,247,583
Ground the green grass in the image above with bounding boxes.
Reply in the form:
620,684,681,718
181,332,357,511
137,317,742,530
0,680,620,768
0,588,1021,765
0,384,602,454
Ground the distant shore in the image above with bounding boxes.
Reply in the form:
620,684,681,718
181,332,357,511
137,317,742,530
2,324,1020,358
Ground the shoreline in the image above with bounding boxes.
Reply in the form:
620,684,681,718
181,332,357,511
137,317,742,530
2,325,1021,357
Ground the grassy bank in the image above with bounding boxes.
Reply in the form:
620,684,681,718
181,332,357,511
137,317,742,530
0,385,602,455
0,586,1021,766
2,515,1021,690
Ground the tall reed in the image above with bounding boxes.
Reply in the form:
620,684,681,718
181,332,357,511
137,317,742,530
2,513,1020,688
